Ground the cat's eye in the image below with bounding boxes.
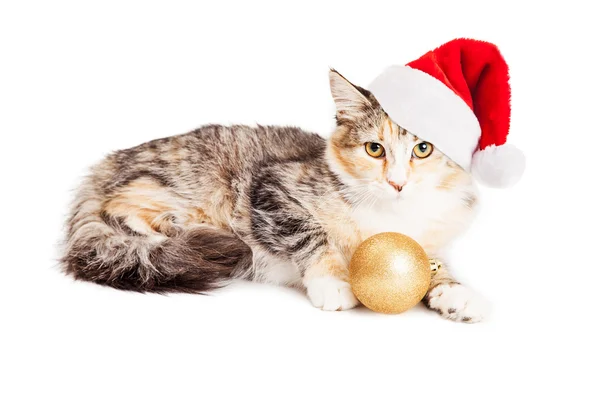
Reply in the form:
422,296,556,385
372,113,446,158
365,142,385,158
412,142,434,159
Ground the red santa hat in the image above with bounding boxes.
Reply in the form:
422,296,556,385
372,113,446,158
368,38,525,188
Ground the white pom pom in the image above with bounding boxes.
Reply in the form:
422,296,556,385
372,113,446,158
471,144,525,188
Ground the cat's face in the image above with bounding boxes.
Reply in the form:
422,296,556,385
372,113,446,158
326,70,476,208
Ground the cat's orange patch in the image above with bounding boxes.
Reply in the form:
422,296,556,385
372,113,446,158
331,142,373,179
331,143,353,174
380,157,389,183
105,197,172,223
194,207,212,224
147,212,178,235
104,196,172,235
103,178,213,235
304,249,350,281
378,120,386,141
437,168,463,191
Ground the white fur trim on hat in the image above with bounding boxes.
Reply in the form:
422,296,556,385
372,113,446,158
368,66,481,171
471,144,525,188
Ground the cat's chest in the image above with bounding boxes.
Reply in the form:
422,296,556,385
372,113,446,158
352,205,426,242
348,196,461,253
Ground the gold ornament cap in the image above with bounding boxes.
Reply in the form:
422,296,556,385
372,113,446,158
349,232,431,314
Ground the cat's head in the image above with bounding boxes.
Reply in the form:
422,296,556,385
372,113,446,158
326,69,477,210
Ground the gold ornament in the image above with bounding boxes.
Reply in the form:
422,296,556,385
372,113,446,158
349,232,432,314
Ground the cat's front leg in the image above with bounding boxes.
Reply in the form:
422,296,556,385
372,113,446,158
423,262,490,323
302,249,359,311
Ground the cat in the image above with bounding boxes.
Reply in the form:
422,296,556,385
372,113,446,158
62,69,489,322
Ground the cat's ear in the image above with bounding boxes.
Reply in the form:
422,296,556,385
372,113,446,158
329,69,371,121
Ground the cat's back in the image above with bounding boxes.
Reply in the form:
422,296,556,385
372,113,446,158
122,123,323,167
90,124,326,198
186,124,326,166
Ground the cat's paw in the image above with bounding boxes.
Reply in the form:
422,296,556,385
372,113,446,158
424,284,490,323
305,276,359,311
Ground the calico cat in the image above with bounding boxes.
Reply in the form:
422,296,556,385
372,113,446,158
62,70,488,322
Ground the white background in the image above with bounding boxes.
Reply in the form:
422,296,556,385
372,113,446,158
1,1,599,399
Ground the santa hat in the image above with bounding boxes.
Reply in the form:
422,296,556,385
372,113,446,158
368,38,525,188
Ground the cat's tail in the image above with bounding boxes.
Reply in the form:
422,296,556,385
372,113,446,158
61,195,252,293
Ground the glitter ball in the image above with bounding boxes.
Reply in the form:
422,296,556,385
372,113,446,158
349,232,431,314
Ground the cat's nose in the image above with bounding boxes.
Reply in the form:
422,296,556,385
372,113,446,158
387,179,405,192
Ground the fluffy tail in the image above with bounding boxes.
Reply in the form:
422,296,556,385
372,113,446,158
62,204,252,293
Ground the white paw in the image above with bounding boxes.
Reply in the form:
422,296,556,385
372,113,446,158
305,276,359,311
426,284,490,323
